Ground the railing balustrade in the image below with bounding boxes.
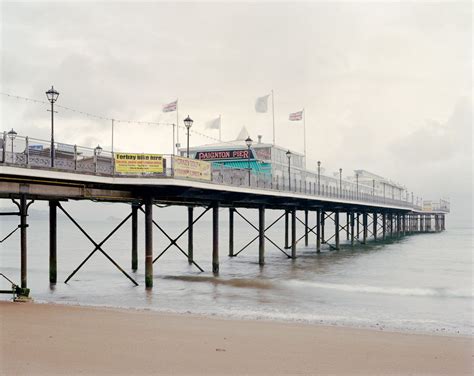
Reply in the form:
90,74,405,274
0,133,444,211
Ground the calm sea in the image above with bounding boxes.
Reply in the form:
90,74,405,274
1,204,472,335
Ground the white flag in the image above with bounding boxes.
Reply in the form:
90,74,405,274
162,100,177,113
206,116,221,130
255,95,270,113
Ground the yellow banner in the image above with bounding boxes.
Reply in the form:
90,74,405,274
173,156,211,181
114,153,164,173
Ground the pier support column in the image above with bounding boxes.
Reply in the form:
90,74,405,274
145,197,153,288
49,200,57,284
373,212,377,241
304,209,309,247
442,214,445,231
316,209,321,253
346,213,350,240
420,215,424,232
291,208,296,259
397,214,401,237
389,214,393,237
20,195,28,291
188,207,194,264
212,204,219,274
228,208,234,257
362,212,367,244
382,213,386,240
284,210,289,249
321,211,325,243
335,211,340,250
350,212,355,246
131,203,138,271
356,213,360,240
259,206,265,265
402,215,406,236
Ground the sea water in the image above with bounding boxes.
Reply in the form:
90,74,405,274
0,202,472,335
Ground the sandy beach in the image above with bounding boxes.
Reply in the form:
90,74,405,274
0,301,471,375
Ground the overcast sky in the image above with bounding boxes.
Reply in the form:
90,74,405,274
1,1,472,219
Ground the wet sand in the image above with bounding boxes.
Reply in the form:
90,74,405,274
0,301,472,375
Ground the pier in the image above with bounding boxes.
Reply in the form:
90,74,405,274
0,133,450,297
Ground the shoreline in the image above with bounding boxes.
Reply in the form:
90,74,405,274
23,298,473,339
1,301,472,375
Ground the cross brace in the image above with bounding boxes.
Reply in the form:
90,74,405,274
58,203,138,286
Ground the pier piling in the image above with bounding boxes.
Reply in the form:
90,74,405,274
212,204,219,274
291,209,296,258
316,209,321,252
229,208,234,257
188,206,194,264
131,204,138,271
259,206,265,265
145,197,153,288
49,200,57,284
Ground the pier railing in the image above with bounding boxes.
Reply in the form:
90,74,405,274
0,133,444,212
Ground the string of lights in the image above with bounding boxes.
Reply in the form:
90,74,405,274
0,91,229,144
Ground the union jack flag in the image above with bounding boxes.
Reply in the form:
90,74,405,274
289,110,303,121
162,100,177,113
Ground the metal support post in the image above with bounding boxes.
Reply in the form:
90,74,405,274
316,209,321,252
334,211,340,250
402,215,406,236
382,213,386,240
356,213,360,239
145,197,153,288
362,212,367,244
259,206,265,265
321,211,325,243
188,206,194,264
229,208,234,257
291,209,296,259
350,212,355,246
373,212,377,241
49,200,57,284
284,210,289,249
212,204,219,274
346,213,350,240
20,195,28,290
390,214,393,237
131,204,138,271
304,209,309,247
397,214,401,237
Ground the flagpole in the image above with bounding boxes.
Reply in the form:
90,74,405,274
303,108,306,169
111,118,114,156
172,123,176,155
219,114,222,141
176,98,179,147
271,89,275,145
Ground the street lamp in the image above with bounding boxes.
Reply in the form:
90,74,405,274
286,150,292,191
45,86,59,167
317,161,321,194
94,145,102,173
356,172,359,200
339,168,342,197
245,136,253,186
184,115,193,158
7,128,17,163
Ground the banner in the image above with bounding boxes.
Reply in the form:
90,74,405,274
115,153,164,173
173,156,211,181
195,149,254,161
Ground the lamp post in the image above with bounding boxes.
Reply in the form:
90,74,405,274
184,115,193,158
286,150,292,191
245,136,253,186
356,172,359,200
7,128,17,163
372,179,375,196
94,145,102,173
45,86,59,167
317,160,321,194
339,168,342,197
